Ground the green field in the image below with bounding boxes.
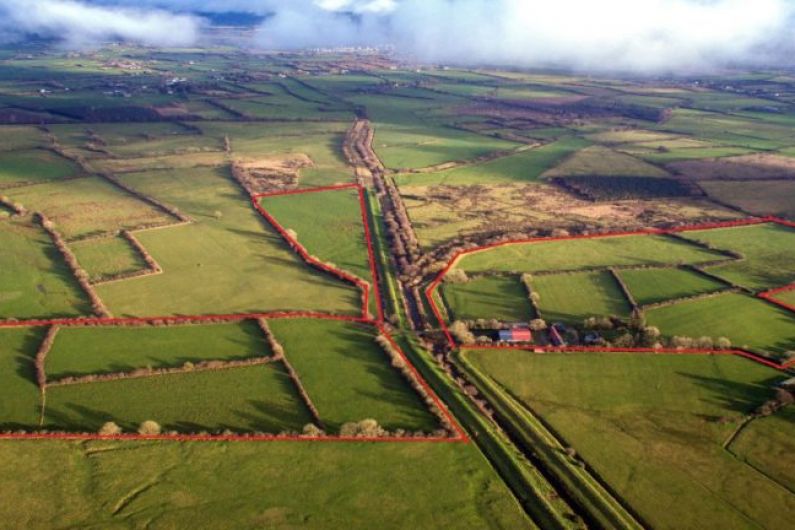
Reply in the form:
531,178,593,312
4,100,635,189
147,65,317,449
533,271,631,323
729,407,795,492
394,137,589,186
268,319,439,433
0,218,89,319
44,363,311,433
467,351,795,530
94,167,360,316
7,176,173,239
46,321,270,379
681,223,795,291
442,275,535,322
619,267,728,306
646,292,795,354
700,180,795,219
457,234,723,273
0,327,45,429
776,289,795,306
0,149,80,186
260,188,376,315
542,145,670,178
0,440,530,529
70,235,147,282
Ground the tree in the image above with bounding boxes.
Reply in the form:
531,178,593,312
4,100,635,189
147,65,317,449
302,423,325,437
529,319,547,331
715,337,732,350
138,420,161,435
99,421,122,435
449,321,476,344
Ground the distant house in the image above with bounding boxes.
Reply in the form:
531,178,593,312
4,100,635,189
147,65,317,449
497,327,533,343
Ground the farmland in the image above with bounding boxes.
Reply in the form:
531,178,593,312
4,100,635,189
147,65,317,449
465,351,794,530
1,40,794,529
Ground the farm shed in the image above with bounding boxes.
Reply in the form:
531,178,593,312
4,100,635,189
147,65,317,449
497,328,533,343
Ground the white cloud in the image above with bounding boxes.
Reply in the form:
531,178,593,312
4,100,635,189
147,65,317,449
0,0,202,47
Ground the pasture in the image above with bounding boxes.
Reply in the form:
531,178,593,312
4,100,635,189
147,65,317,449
681,223,795,291
44,363,312,433
646,292,795,354
0,328,45,429
46,321,270,379
0,440,530,529
267,319,439,433
467,350,794,530
456,233,723,273
70,235,147,282
619,267,727,306
95,167,360,316
700,180,795,220
533,271,631,324
442,275,535,322
0,149,80,186
0,218,89,319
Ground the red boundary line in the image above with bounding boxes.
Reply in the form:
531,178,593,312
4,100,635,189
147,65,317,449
425,216,795,371
0,184,466,444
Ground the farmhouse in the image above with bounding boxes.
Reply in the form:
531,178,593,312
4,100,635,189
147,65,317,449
498,327,533,343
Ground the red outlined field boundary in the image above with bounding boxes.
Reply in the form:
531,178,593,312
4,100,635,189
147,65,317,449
425,216,795,371
0,184,465,444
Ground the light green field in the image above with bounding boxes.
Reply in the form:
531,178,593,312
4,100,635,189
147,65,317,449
44,363,311,433
682,223,795,291
729,407,795,492
46,321,270,379
0,218,89,319
0,327,45,429
70,235,147,282
700,180,795,220
268,319,439,433
646,292,795,354
619,267,727,306
0,126,45,151
395,137,589,186
468,351,794,530
533,271,631,323
442,276,534,322
542,145,670,178
372,123,520,169
259,188,376,315
457,234,723,273
96,167,360,316
0,440,530,529
0,149,80,186
7,176,173,239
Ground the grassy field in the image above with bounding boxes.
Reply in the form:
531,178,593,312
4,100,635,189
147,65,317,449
681,223,795,291
44,363,311,433
0,149,80,186
729,407,795,492
542,145,671,178
95,167,360,316
268,319,439,433
646,292,795,354
259,188,377,316
46,321,270,379
7,176,173,239
533,271,631,323
619,267,728,306
457,234,723,273
700,180,795,219
467,351,794,530
0,440,531,529
0,327,45,429
775,289,795,306
70,235,147,282
442,275,535,322
394,137,589,186
0,218,89,319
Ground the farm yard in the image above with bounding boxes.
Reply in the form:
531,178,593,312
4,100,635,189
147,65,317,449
0,42,793,529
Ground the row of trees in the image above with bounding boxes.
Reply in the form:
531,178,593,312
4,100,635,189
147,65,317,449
0,194,26,216
36,212,111,317
34,325,60,390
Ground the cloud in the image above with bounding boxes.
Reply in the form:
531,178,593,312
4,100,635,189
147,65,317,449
253,0,795,72
4,0,795,72
0,0,202,48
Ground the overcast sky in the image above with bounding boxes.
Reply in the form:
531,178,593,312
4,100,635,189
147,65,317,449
2,0,795,72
